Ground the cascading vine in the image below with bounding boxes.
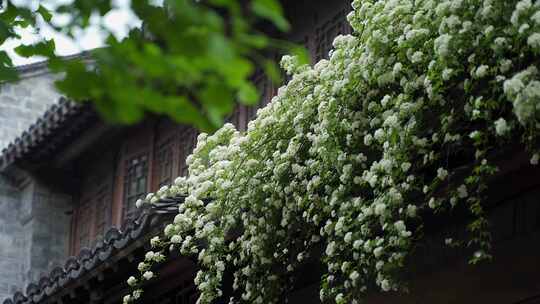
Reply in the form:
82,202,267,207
122,0,540,303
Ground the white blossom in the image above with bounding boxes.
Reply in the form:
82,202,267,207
531,153,539,165
394,220,406,232
475,65,489,78
437,168,448,180
406,205,417,217
494,118,509,135
145,252,155,261
373,246,383,258
374,203,387,215
171,235,182,244
127,276,137,287
428,197,438,209
123,295,132,304
143,271,154,280
401,162,411,172
434,34,451,58
150,236,160,247
458,185,468,198
137,262,148,272
527,33,540,50
411,51,423,63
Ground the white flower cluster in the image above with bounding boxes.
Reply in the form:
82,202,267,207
123,0,540,303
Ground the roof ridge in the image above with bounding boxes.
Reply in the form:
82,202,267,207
13,51,93,76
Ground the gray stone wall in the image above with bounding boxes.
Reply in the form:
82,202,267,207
0,176,25,301
0,63,64,301
0,64,61,151
0,176,72,302
23,181,72,285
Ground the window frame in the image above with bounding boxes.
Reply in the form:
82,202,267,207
123,153,149,220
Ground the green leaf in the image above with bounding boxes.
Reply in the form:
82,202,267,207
263,59,281,84
165,95,212,130
53,60,95,100
0,20,12,45
240,33,269,49
31,0,288,133
208,33,234,61
0,65,19,82
37,5,53,22
291,46,310,66
218,57,254,87
237,82,259,105
0,50,13,67
198,80,235,127
15,39,56,58
251,0,290,32
0,51,15,83
10,6,36,27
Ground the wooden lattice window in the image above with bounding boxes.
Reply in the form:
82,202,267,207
78,199,92,249
314,10,352,61
156,140,174,188
123,154,148,219
228,105,244,131
94,188,110,237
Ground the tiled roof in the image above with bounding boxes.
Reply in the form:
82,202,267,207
2,212,149,304
0,97,95,171
0,51,96,172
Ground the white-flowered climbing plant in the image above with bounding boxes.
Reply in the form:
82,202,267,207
123,0,540,303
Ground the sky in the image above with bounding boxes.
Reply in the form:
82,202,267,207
2,0,142,66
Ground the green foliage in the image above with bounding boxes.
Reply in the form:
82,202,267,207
37,5,52,22
0,2,43,81
251,0,290,31
1,0,300,132
15,39,55,57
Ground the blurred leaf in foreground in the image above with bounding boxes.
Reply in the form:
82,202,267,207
1,0,307,132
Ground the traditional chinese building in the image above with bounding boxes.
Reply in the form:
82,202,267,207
1,1,540,304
